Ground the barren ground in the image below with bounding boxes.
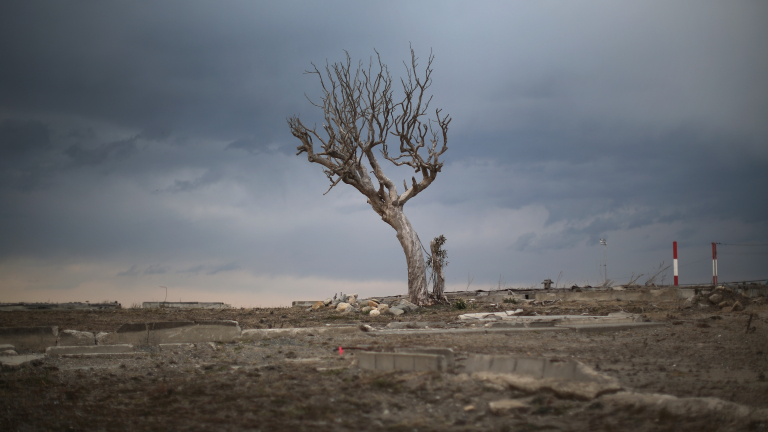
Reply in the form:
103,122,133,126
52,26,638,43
1,297,767,431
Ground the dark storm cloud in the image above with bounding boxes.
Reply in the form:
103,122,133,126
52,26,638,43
0,1,766,293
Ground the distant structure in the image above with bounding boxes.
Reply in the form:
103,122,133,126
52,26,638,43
141,302,231,309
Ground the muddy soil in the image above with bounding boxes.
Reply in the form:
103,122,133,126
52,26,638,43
1,299,767,431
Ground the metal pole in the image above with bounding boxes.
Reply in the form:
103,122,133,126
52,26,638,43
712,243,718,286
673,241,678,286
600,239,607,284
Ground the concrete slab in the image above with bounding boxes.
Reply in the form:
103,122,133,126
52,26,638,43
374,327,567,337
239,326,361,341
357,352,447,372
158,343,195,351
58,330,95,346
386,322,447,329
99,321,241,345
46,344,134,355
394,347,455,368
562,322,665,333
0,326,58,351
0,354,45,368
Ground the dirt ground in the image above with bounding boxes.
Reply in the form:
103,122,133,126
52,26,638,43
1,297,767,431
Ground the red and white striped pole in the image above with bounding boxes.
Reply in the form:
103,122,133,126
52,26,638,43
673,241,678,286
712,242,718,286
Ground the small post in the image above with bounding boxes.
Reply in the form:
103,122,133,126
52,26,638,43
712,243,718,286
673,241,679,286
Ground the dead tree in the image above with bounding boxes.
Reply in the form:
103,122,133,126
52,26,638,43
288,48,450,306
427,235,448,302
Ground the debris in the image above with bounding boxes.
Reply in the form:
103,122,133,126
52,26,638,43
733,301,744,312
489,399,530,415
746,314,756,334
709,293,723,304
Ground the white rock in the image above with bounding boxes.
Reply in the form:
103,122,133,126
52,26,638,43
336,302,351,312
369,309,381,317
377,304,389,314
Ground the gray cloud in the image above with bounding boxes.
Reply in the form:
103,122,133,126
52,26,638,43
0,1,766,300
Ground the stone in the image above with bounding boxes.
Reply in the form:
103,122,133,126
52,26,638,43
341,305,356,314
323,298,333,306
721,306,734,313
368,300,379,308
347,295,357,305
377,304,389,314
311,301,324,310
682,298,694,309
2,350,18,356
336,302,351,312
389,307,405,316
362,306,372,313
718,301,729,308
489,399,530,415
369,309,381,317
733,301,744,311
397,299,419,312
709,293,723,304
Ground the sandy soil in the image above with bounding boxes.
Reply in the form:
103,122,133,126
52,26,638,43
1,297,767,431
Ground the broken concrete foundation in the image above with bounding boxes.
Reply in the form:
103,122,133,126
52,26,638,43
141,302,231,309
98,321,241,346
0,326,59,352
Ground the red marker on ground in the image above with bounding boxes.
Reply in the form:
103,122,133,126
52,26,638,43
339,346,344,356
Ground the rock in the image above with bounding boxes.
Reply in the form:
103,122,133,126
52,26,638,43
347,295,357,305
369,309,381,317
2,350,18,356
398,299,419,312
312,301,324,310
682,298,694,309
733,301,744,311
709,293,723,304
721,306,734,313
361,306,372,313
368,300,379,308
336,302,351,312
389,307,405,316
718,301,729,308
339,293,348,303
463,405,475,412
341,305,356,314
323,298,332,306
360,324,374,332
489,399,530,415
377,304,389,314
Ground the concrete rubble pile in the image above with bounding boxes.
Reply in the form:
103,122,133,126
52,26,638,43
309,293,420,317
682,285,753,312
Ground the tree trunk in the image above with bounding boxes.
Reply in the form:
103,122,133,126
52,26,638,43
430,238,446,300
385,206,429,306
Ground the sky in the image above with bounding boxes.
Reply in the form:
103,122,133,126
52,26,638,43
1,1,767,307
